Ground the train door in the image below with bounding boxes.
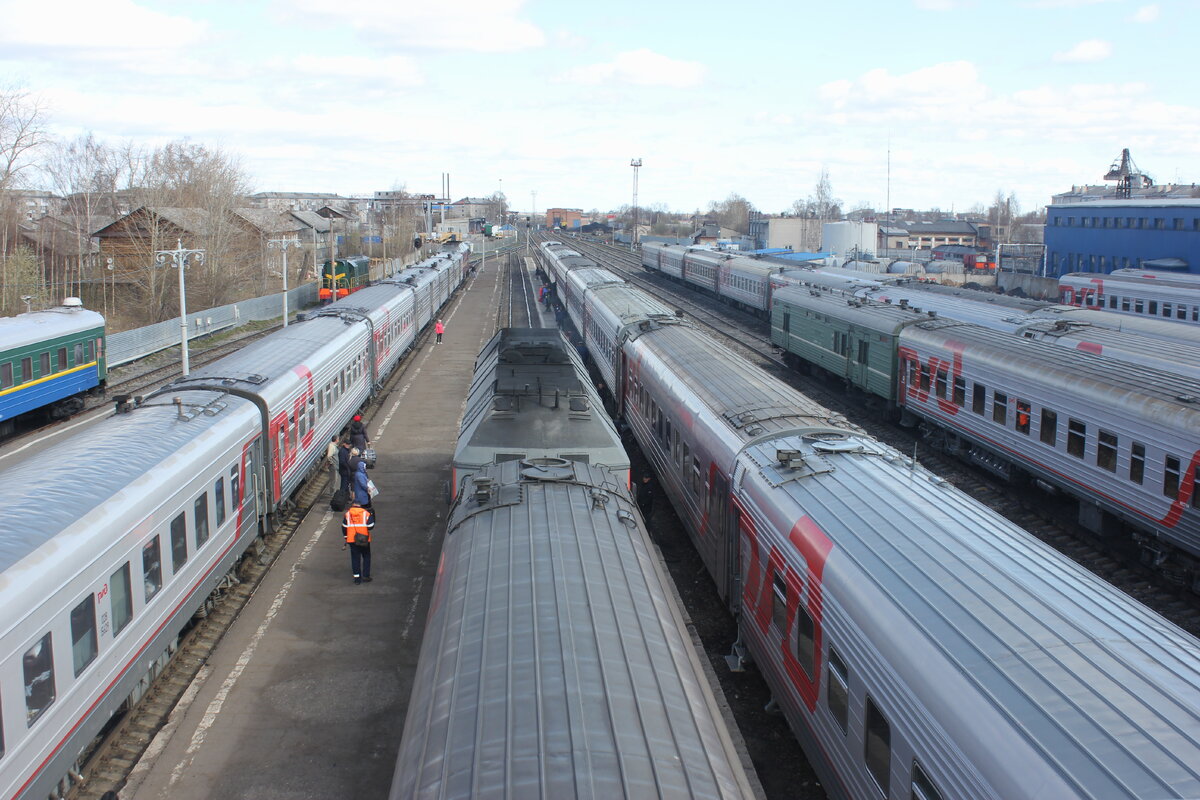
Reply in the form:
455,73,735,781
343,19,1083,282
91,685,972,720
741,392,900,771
709,469,732,600
848,327,870,389
242,438,266,534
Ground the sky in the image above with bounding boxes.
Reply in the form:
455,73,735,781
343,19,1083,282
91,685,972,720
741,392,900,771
2,0,1197,217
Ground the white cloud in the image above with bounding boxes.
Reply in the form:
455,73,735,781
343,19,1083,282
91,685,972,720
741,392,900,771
1053,39,1113,62
277,0,545,52
818,61,984,112
285,55,423,88
1131,4,1159,22
0,0,207,50
564,49,707,88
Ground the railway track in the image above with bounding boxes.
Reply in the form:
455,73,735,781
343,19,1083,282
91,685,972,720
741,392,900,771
564,236,1200,637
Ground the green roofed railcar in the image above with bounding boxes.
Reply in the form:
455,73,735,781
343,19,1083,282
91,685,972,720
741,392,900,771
771,285,935,411
0,299,106,432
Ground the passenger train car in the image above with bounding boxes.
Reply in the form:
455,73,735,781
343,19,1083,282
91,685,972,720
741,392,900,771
770,286,1200,587
537,238,1200,800
0,300,105,435
393,327,756,799
852,282,1200,380
0,243,470,800
1060,270,1200,324
641,241,784,315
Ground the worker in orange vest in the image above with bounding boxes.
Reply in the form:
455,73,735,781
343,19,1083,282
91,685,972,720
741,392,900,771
342,499,375,584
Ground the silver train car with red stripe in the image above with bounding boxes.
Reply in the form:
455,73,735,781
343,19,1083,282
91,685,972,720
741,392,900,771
540,239,1200,800
0,244,470,800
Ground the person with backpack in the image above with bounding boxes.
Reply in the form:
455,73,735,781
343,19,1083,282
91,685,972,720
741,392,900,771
349,415,370,451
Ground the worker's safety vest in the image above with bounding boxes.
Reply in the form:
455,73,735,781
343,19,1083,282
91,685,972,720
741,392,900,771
343,507,373,544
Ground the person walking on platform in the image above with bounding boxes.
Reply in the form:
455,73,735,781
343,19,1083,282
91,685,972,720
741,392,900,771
324,434,339,488
337,438,354,495
435,318,445,344
342,499,374,584
353,459,373,511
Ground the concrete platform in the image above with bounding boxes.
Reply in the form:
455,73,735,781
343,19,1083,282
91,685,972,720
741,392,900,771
126,263,504,799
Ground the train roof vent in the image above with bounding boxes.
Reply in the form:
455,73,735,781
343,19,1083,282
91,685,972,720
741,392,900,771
569,396,589,412
776,449,806,469
62,297,83,308
521,457,575,482
1177,394,1198,403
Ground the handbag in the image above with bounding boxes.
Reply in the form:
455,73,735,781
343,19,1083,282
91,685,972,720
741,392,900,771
353,532,370,546
367,479,379,499
362,447,377,468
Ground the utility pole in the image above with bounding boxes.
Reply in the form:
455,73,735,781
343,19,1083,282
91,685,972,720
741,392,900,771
630,158,642,252
268,238,301,326
155,239,205,377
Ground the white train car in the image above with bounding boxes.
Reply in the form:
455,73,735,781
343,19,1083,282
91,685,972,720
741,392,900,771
1059,271,1200,324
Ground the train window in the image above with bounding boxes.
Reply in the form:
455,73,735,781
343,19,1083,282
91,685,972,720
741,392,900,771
39,351,50,376
171,513,188,574
1164,456,1181,500
0,362,10,388
71,594,98,677
215,478,226,527
1109,296,1118,310
680,442,690,478
74,343,84,364
826,648,849,733
277,427,286,461
934,369,947,399
195,494,209,549
1040,409,1058,446
952,376,965,407
1015,401,1031,434
1193,466,1200,509
919,365,930,392
87,339,95,362
1180,306,1189,321
1121,298,1131,312
992,392,1007,425
298,407,307,439
1067,419,1086,458
864,697,891,795
1097,431,1118,472
289,414,298,452
143,537,163,602
308,397,316,431
771,572,787,632
1149,301,1158,315
911,761,944,800
23,633,56,726
57,347,67,370
111,563,133,638
20,356,31,383
317,388,324,416
692,458,702,495
1134,300,1145,314
794,604,815,680
1130,442,1146,484
1163,303,1173,318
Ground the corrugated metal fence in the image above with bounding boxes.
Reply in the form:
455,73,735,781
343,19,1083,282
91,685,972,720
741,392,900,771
107,284,318,366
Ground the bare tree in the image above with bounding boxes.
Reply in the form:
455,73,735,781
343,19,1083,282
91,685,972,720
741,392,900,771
987,190,1020,243
0,87,50,308
707,193,755,234
789,168,843,223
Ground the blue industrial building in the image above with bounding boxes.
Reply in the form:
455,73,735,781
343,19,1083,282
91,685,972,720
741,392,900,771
1045,199,1200,277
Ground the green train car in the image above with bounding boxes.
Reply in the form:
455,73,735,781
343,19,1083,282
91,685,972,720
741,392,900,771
770,285,934,410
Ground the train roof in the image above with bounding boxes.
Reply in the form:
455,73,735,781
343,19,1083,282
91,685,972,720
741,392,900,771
640,324,860,438
898,281,1054,312
0,305,104,351
0,391,254,578
1028,306,1200,345
738,433,1200,797
567,266,625,289
1062,271,1200,291
394,458,754,799
903,318,1200,421
454,328,628,473
773,286,933,333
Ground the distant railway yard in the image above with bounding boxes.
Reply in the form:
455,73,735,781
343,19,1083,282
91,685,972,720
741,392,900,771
2,237,1199,800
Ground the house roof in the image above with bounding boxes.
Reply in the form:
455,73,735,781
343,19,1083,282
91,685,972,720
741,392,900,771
904,220,979,235
92,206,213,238
290,210,332,233
232,207,303,235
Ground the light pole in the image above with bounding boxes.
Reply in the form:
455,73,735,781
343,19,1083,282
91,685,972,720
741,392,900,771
155,238,205,377
630,158,642,252
268,238,301,326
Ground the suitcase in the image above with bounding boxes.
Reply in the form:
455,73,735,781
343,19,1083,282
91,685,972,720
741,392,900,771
330,489,349,512
361,447,377,468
